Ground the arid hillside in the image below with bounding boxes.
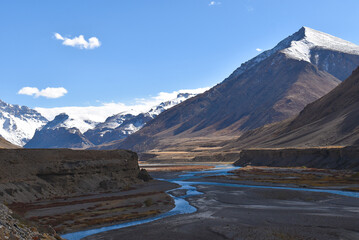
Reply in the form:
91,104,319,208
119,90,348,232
226,66,359,149
100,27,359,156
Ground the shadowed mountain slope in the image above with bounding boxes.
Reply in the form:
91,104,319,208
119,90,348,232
25,114,94,149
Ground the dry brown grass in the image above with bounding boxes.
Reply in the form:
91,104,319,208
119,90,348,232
246,146,345,150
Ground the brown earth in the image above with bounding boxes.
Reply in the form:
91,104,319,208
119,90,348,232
0,137,19,149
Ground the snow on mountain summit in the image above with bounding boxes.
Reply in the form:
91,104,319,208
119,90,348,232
281,26,359,62
41,113,97,133
0,99,48,146
233,27,359,77
25,113,94,149
84,92,201,145
23,90,204,148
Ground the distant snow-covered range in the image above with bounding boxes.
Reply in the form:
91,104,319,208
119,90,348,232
0,87,206,148
34,87,209,133
0,88,208,147
83,92,203,146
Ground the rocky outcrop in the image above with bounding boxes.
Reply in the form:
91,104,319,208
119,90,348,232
0,203,62,239
234,147,359,170
137,169,153,182
0,149,142,203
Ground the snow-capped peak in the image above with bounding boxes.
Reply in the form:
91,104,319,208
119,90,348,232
281,26,359,62
42,113,96,133
0,99,48,146
232,27,359,77
148,92,197,116
84,91,201,145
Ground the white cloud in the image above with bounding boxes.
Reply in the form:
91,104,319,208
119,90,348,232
18,87,39,96
54,33,64,40
256,48,262,52
209,1,221,6
18,87,68,99
54,33,101,49
35,87,210,122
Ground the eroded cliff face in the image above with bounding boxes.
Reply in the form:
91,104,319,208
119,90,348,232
234,147,359,170
0,149,141,203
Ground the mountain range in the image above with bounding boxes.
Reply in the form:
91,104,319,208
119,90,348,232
98,27,359,155
1,26,359,154
24,92,199,148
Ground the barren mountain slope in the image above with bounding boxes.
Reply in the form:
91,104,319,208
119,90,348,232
102,27,359,153
0,136,19,149
227,66,359,149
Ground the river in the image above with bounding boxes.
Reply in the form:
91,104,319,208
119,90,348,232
62,165,359,240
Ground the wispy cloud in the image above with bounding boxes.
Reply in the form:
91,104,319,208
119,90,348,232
209,1,221,6
35,87,210,122
256,48,262,52
246,6,254,12
18,87,68,99
54,33,101,49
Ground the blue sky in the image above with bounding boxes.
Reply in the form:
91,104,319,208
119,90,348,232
1,0,359,110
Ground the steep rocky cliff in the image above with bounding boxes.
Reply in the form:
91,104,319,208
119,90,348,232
0,149,142,203
234,147,359,170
